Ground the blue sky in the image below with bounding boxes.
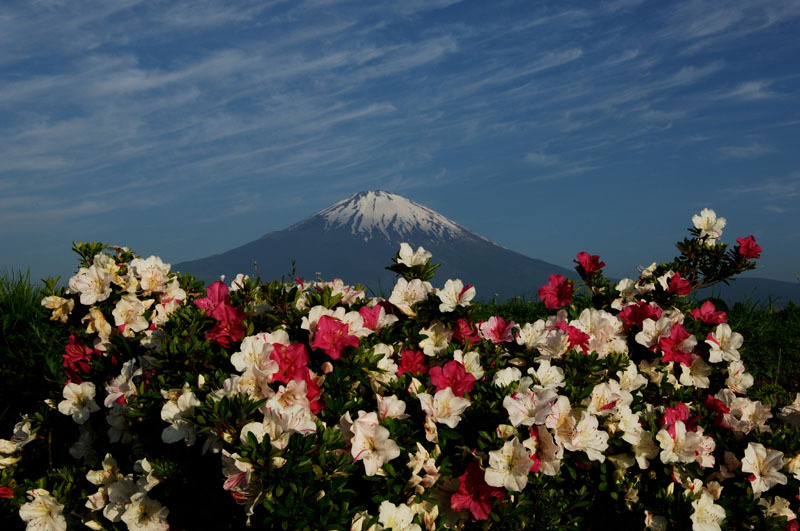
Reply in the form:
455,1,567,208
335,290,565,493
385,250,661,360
2,0,799,286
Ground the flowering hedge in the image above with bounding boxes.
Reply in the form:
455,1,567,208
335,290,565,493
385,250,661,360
2,209,800,530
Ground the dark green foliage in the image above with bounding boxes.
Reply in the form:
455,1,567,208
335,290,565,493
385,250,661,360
0,270,67,434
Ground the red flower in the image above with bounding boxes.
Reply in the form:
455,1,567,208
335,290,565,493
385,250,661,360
0,486,13,498
619,301,662,327
658,323,694,367
429,360,476,397
660,403,698,438
304,373,324,414
311,315,359,360
63,334,96,384
574,252,605,275
453,318,480,345
270,343,310,384
704,394,729,414
689,301,726,324
205,317,246,348
358,305,382,330
736,235,762,260
195,281,234,322
554,322,591,354
537,274,573,310
450,461,505,521
397,350,427,376
667,273,691,295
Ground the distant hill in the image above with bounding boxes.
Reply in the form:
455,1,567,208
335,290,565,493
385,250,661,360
175,190,800,305
175,190,572,301
693,277,800,308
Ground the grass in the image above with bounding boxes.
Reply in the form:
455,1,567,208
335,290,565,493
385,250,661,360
0,270,67,435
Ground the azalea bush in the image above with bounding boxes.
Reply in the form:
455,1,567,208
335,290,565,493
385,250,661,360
2,210,800,530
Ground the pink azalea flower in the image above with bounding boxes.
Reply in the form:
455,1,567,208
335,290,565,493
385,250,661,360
658,323,695,367
311,315,359,360
450,461,505,521
667,273,691,295
619,301,662,327
270,343,310,384
429,360,476,397
574,252,605,275
194,281,234,322
689,301,727,324
538,275,573,309
397,350,427,377
479,316,516,343
358,305,383,330
736,235,762,259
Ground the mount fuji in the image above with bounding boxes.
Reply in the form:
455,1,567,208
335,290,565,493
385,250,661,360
175,190,572,300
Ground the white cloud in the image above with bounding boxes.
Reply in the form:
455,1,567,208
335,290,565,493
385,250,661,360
723,80,776,100
525,152,559,166
719,141,777,159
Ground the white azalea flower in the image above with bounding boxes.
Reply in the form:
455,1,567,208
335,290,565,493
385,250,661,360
453,350,484,380
68,265,112,306
492,367,522,387
397,243,432,266
350,411,401,476
690,491,726,530
485,437,531,491
112,294,153,338
679,355,712,389
436,279,476,312
742,442,787,496
160,384,201,445
706,324,743,363
41,295,74,323
120,492,169,531
129,255,171,295
572,308,627,358
725,360,754,394
585,380,631,417
616,362,648,393
388,278,432,317
503,387,558,427
418,321,451,357
105,358,142,408
378,500,421,531
692,208,726,246
82,307,113,351
656,422,715,467
417,388,470,428
529,360,565,390
58,381,100,424
377,395,408,421
19,488,66,531
778,393,800,427
563,411,609,462
759,496,796,522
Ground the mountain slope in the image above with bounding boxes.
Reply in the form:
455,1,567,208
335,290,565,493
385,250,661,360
175,191,572,300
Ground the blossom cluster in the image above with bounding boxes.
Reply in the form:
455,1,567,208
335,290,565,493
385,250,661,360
1,209,797,531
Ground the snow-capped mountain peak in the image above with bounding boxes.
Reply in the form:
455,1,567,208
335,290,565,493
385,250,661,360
288,190,490,244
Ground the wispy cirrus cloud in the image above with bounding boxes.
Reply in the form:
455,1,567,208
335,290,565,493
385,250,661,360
1,0,799,282
723,80,777,100
719,140,777,159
